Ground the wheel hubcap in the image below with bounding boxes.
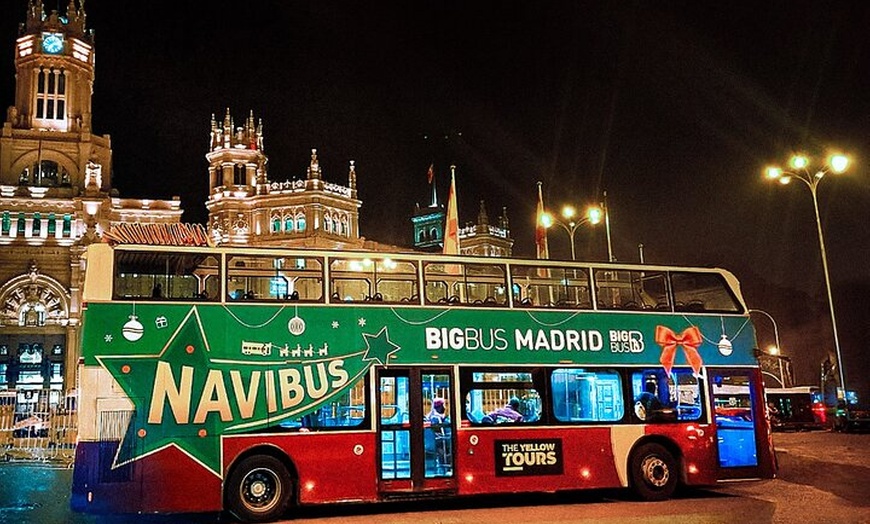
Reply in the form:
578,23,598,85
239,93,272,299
241,468,280,512
641,456,669,487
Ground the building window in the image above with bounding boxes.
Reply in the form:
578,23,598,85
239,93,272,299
233,164,246,186
32,213,41,236
284,216,293,232
17,213,26,235
2,212,9,235
36,68,65,120
341,216,349,237
62,214,71,236
324,214,332,233
271,216,281,233
296,214,306,232
47,213,56,235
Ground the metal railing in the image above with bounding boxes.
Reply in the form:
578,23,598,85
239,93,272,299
0,388,78,464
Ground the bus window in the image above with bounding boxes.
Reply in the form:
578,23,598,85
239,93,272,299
113,250,219,301
275,378,367,430
595,269,668,311
424,262,507,306
463,370,542,424
551,368,623,422
227,254,323,301
631,369,703,422
330,257,417,303
510,265,591,308
671,272,742,313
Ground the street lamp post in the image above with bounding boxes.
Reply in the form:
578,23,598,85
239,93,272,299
749,308,785,386
602,190,615,262
764,152,850,399
541,204,603,260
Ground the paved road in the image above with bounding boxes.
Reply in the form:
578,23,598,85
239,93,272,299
0,431,866,524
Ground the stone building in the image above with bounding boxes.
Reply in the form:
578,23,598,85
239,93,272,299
205,109,407,252
411,166,513,256
0,1,182,399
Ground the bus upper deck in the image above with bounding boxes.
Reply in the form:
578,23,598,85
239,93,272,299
86,242,747,315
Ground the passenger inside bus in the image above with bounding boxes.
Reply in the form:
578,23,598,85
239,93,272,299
634,379,665,421
486,398,524,423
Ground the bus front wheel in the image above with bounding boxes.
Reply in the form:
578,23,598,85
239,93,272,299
226,455,294,523
629,443,678,501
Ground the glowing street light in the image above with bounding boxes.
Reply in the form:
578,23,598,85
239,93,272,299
541,204,603,260
764,152,851,398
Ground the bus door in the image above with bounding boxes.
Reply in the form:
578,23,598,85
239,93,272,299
709,368,775,480
377,368,456,495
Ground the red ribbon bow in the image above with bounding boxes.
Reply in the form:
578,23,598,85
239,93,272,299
655,325,704,376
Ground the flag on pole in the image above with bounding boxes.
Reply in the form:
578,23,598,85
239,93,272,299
535,181,549,260
443,166,460,255
427,163,434,185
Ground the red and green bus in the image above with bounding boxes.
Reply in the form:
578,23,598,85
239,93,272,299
71,242,775,522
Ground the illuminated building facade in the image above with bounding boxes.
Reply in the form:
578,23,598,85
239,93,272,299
0,1,183,398
206,111,365,250
412,176,513,256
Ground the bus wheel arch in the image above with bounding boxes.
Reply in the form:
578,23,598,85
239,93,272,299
628,438,681,501
224,447,298,523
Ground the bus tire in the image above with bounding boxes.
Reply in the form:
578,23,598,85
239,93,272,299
226,454,294,523
629,443,678,501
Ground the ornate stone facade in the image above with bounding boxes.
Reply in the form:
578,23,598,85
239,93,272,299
205,110,405,252
0,1,183,398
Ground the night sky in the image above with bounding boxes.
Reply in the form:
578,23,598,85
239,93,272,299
2,1,869,395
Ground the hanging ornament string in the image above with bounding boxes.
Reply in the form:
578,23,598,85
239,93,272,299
525,310,582,327
390,307,452,326
223,305,286,329
680,314,751,345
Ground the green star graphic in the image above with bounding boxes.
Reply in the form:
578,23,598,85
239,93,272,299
361,327,401,365
99,307,223,475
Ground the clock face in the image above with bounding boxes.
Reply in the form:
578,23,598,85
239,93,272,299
42,34,63,54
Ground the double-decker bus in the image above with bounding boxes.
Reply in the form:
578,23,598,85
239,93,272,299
71,241,775,522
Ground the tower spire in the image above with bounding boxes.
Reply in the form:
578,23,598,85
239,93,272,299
307,149,321,180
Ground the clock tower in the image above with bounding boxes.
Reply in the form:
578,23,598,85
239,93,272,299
0,1,184,399
11,0,97,136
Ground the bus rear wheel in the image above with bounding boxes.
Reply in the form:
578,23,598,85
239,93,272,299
226,455,294,523
629,443,678,501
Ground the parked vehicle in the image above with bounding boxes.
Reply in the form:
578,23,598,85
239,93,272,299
765,386,825,431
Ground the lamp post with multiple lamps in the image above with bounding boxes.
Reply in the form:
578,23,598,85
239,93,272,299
764,152,850,398
540,204,603,260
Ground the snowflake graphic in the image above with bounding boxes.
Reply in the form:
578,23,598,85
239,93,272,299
358,317,367,327
104,334,113,343
332,321,340,329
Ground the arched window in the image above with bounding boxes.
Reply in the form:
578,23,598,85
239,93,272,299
32,213,41,236
271,216,281,233
17,213,26,235
233,164,246,186
47,213,56,235
1,212,9,235
419,230,426,242
324,215,332,233
62,214,71,237
430,227,439,240
284,216,294,232
296,214,306,232
340,216,349,237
